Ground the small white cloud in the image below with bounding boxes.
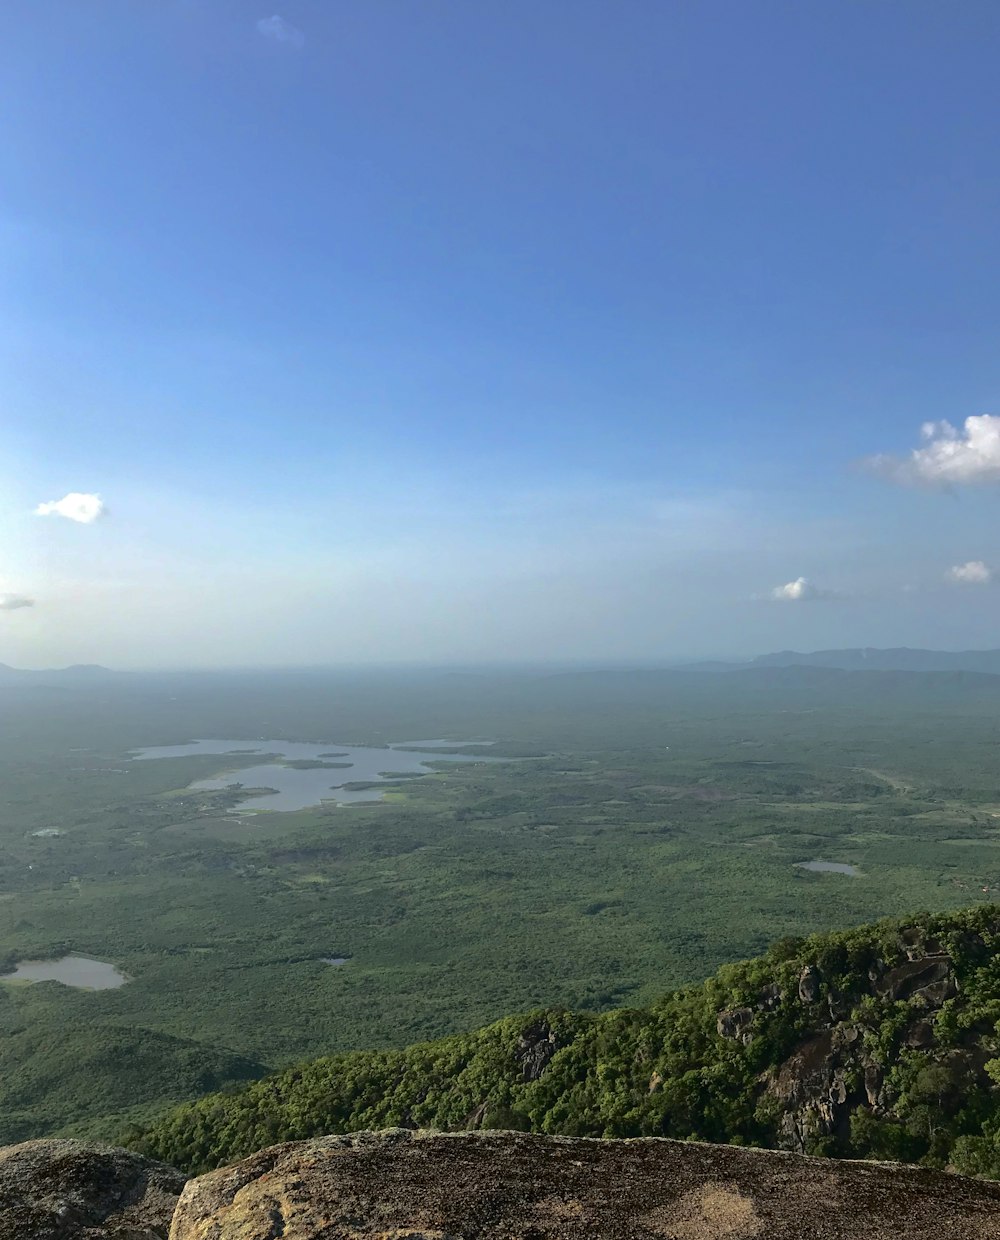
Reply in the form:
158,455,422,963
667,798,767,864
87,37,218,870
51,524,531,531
867,415,1000,485
256,15,304,47
35,492,106,524
0,594,34,611
769,576,836,602
946,560,994,585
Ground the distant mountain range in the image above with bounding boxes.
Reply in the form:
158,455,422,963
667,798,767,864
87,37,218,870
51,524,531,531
4,650,1000,682
689,648,1000,675
0,663,118,682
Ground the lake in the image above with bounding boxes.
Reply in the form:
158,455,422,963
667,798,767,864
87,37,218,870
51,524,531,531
795,860,861,877
1,956,128,989
131,738,502,811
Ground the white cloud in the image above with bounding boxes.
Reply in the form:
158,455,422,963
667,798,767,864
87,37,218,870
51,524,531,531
0,594,34,611
946,560,994,585
769,576,836,602
35,492,106,524
867,415,1000,485
256,15,304,47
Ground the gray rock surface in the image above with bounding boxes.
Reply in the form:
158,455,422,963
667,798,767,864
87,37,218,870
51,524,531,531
0,1138,184,1240
169,1127,1000,1240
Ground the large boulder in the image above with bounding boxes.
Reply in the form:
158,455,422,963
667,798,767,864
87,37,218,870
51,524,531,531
0,1138,184,1240
874,955,957,1004
169,1128,1000,1239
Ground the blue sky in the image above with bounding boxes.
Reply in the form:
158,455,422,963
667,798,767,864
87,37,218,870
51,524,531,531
4,1,1000,666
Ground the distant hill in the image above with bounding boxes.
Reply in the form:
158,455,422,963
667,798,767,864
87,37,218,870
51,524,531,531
0,1025,267,1147
681,648,1000,675
751,648,1000,674
134,904,1000,1180
0,663,118,683
3,652,1000,681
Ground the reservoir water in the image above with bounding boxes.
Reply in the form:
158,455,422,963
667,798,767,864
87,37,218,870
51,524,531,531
795,860,861,877
1,956,128,989
131,738,502,811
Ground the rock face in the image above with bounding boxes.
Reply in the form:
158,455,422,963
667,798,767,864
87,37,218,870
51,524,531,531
716,1006,755,1043
0,1138,185,1240
874,955,958,1005
168,1128,1000,1240
756,945,966,1154
514,1018,562,1081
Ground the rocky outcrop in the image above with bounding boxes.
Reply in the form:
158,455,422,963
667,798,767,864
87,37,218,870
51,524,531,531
730,944,970,1155
5,1130,1000,1239
771,1028,856,1152
717,1006,755,1043
168,1128,1000,1239
514,1018,561,1081
798,965,821,1003
718,985,786,1043
874,955,958,1005
767,1015,900,1154
0,1138,184,1240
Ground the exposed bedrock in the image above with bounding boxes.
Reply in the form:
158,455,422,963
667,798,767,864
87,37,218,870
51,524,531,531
168,1128,1000,1240
0,1138,184,1240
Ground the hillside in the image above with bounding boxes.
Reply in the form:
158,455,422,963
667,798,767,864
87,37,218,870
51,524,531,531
133,904,1000,1178
0,1026,267,1146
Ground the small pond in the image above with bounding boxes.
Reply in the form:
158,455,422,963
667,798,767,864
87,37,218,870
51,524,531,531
130,738,503,811
795,860,861,877
1,956,128,989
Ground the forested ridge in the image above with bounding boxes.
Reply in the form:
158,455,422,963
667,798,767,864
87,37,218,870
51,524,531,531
133,904,1000,1178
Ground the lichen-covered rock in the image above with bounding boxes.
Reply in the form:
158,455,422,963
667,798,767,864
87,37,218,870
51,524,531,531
168,1128,1000,1240
0,1138,185,1240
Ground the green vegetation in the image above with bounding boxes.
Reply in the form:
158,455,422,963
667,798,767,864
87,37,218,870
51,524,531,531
2,667,1000,1145
134,905,1000,1177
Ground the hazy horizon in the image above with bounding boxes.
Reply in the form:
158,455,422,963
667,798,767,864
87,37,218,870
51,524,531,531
5,3,1000,667
12,645,1000,676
